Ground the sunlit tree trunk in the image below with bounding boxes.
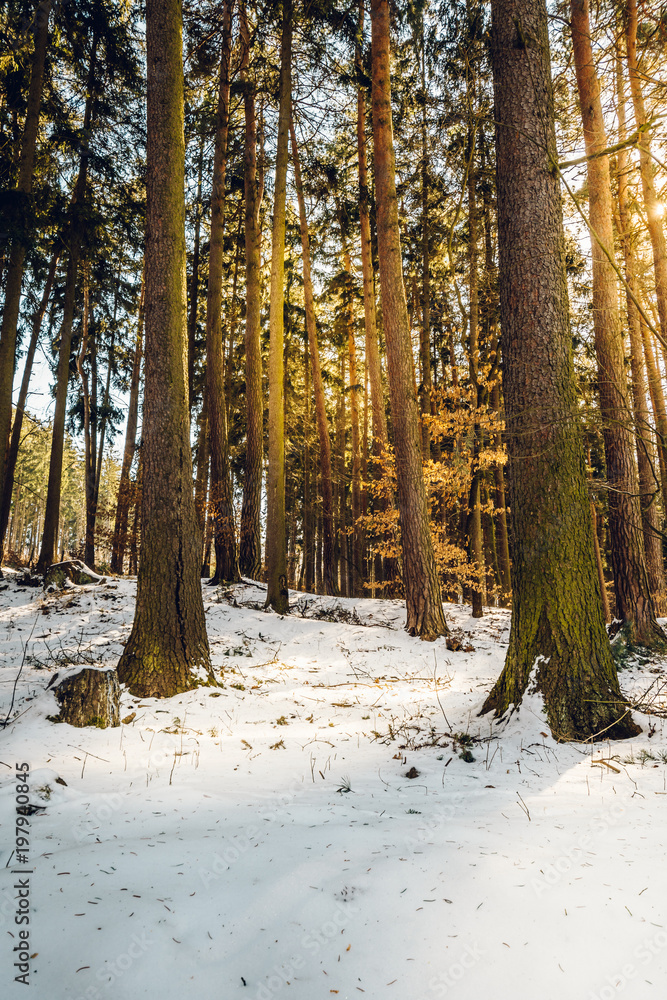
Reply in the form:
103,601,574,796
370,0,448,640
291,119,336,594
571,0,663,646
265,0,292,613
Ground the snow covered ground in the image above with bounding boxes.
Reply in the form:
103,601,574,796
1,573,667,999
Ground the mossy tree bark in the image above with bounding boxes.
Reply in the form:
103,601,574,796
370,0,448,640
290,118,336,595
265,0,292,614
239,0,263,581
117,0,213,698
205,0,239,586
0,0,52,565
570,0,664,648
481,0,640,741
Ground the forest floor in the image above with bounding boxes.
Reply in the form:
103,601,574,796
1,574,667,999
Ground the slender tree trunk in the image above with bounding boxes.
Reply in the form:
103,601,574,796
481,0,639,740
239,2,263,580
77,270,96,567
370,0,448,640
118,0,213,697
592,501,612,624
187,136,203,408
265,0,292,613
641,321,667,502
616,53,665,607
571,0,663,646
193,386,210,535
0,246,58,566
291,120,335,595
0,0,52,553
419,19,432,460
625,0,667,363
36,37,98,575
205,0,239,585
111,279,144,574
344,247,362,597
303,335,314,591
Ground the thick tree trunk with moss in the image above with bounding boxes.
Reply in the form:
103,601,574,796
117,0,213,698
0,0,52,561
111,279,144,575
370,0,448,641
205,0,239,585
291,119,336,595
571,0,664,647
239,0,263,581
265,0,292,614
36,38,98,575
481,0,639,741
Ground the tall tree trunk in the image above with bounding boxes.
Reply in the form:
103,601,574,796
616,51,665,607
36,36,98,575
0,246,58,566
0,0,52,556
77,270,96,567
303,335,314,591
481,0,639,740
291,119,336,595
187,136,203,408
265,0,292,613
239,0,263,580
111,279,144,575
205,0,239,585
344,247,362,597
571,0,663,646
117,0,213,697
419,17,432,460
467,116,484,619
625,0,667,363
370,0,448,640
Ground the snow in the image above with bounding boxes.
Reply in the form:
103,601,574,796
1,574,667,999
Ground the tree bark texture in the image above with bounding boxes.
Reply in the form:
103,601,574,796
481,0,639,740
291,119,336,595
205,0,239,585
265,0,292,614
117,0,213,697
571,0,663,646
239,0,263,581
370,0,448,640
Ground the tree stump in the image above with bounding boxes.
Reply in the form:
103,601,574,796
47,667,120,728
44,560,106,590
